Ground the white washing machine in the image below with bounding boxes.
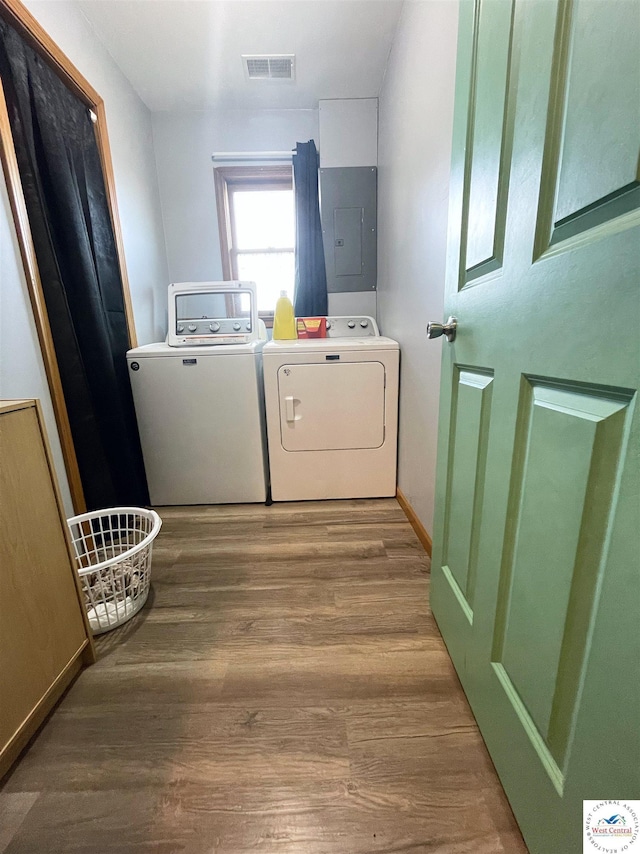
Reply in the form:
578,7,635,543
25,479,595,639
127,281,268,505
263,317,399,501
127,341,267,505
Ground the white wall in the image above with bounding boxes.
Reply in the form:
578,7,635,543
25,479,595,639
0,1,168,514
153,103,380,321
152,108,318,288
319,98,378,168
328,291,377,318
24,0,169,345
377,0,459,535
318,98,379,318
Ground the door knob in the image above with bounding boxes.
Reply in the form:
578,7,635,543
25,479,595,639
426,316,458,343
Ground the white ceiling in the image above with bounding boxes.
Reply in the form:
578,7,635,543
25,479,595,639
78,1,405,112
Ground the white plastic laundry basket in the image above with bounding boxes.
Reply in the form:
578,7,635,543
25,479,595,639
67,507,162,635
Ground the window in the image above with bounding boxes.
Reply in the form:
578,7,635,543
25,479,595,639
214,166,294,319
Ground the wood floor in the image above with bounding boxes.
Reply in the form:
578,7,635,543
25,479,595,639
0,499,527,853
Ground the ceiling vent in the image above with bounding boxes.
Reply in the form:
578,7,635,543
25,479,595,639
243,55,295,81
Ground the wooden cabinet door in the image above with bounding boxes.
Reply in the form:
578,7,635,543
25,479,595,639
0,401,90,767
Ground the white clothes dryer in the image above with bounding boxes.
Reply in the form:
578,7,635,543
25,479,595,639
263,317,399,501
127,340,268,505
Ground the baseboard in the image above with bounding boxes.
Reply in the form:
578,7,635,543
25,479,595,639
396,488,433,557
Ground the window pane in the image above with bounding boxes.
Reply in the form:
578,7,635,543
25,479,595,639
236,252,294,312
233,190,294,250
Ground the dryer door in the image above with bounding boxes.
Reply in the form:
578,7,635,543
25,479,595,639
277,362,385,451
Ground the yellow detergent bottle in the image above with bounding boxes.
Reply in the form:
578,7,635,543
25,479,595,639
272,290,297,340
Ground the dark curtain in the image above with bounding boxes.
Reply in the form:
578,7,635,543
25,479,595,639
0,19,149,510
292,140,328,317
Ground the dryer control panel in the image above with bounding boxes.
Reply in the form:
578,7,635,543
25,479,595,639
325,316,379,337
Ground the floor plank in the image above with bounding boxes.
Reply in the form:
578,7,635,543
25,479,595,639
0,793,39,854
1,498,527,852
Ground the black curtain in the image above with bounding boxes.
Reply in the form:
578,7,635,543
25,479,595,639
0,19,149,510
292,140,328,317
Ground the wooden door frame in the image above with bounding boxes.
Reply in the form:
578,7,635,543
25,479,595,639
0,0,139,514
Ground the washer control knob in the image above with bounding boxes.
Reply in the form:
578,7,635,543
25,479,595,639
187,324,197,332
176,324,184,333
347,320,356,329
233,322,242,331
246,321,251,331
209,321,220,332
360,320,369,328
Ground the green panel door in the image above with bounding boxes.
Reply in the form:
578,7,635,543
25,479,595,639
430,1,640,852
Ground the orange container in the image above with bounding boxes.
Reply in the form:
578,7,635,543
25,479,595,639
296,317,327,338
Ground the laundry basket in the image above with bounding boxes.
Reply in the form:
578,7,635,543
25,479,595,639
67,507,162,635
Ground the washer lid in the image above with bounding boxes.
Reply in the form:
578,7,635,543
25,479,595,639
263,336,398,355
127,340,265,358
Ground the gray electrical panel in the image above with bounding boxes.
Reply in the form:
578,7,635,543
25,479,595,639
320,166,377,293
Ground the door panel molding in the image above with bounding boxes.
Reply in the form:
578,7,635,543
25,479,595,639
491,377,633,785
534,0,640,258
458,0,516,288
441,366,494,622
491,660,566,794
